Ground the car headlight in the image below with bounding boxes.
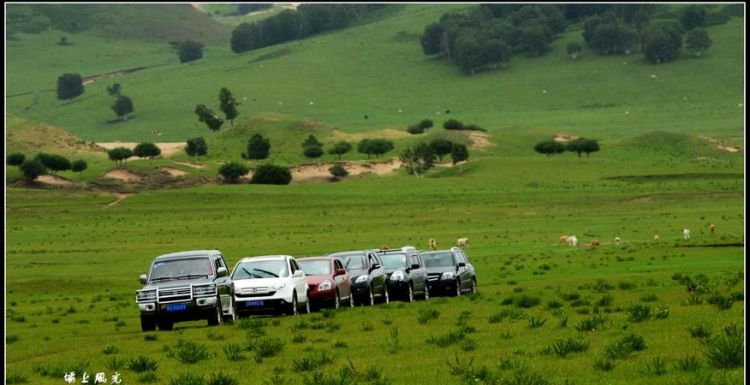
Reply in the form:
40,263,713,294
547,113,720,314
192,284,217,297
136,289,156,302
441,271,455,280
355,274,368,283
390,271,404,281
319,280,332,291
272,282,289,292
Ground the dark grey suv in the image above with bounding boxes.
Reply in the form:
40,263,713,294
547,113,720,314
136,250,233,331
376,247,429,302
328,250,388,306
422,247,477,297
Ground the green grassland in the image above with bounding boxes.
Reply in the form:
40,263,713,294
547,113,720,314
4,3,745,385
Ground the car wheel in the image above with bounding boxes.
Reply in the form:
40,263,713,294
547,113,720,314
207,304,222,326
303,292,311,314
157,318,173,331
454,279,462,297
334,290,340,310
368,286,375,306
383,286,390,304
407,284,414,303
223,300,236,324
471,278,477,294
140,315,156,332
424,286,430,301
288,292,298,316
349,292,355,308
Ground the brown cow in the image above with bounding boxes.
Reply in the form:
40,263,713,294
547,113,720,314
588,240,601,248
428,238,437,250
559,235,571,245
710,223,716,236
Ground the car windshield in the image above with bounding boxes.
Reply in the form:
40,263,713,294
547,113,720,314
379,253,407,269
422,252,455,268
298,259,331,275
150,257,212,281
232,260,289,279
334,253,365,270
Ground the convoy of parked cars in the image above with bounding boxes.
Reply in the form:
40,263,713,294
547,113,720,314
135,246,476,331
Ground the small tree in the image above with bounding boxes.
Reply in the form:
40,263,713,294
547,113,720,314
133,142,161,158
35,153,71,175
185,137,208,156
358,139,394,158
218,162,249,183
303,145,324,158
443,119,464,130
685,29,712,57
57,73,84,100
680,5,706,30
567,42,582,59
195,104,224,131
219,87,239,125
400,142,436,177
566,137,599,157
243,134,270,160
581,138,600,157
112,95,134,120
250,164,292,185
429,139,454,161
328,141,352,159
106,83,121,97
329,164,349,180
176,40,204,63
406,125,424,135
534,140,565,156
108,147,133,165
71,159,87,177
20,160,46,182
451,143,469,165
418,119,434,130
7,153,25,166
302,135,323,148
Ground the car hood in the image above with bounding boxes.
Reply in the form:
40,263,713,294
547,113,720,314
305,274,333,285
141,276,215,290
426,267,454,275
233,277,292,292
346,267,367,277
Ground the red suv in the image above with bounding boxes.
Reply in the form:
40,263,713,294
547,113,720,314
297,257,353,310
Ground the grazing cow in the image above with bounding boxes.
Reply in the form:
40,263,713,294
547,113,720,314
567,236,578,247
457,237,469,247
709,223,716,236
653,234,660,241
683,228,690,240
380,244,389,251
559,235,571,245
614,236,621,246
588,240,600,248
428,238,437,250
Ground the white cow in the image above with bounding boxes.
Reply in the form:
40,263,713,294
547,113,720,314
614,236,621,246
567,235,578,247
683,228,690,240
457,237,469,247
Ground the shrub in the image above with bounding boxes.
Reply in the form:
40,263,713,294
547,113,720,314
303,145,324,158
704,324,743,368
243,134,270,159
35,153,71,174
574,314,607,332
628,304,650,322
527,315,546,328
185,137,208,156
127,355,159,372
218,162,249,183
406,125,424,134
644,356,668,376
250,164,292,185
133,143,161,158
144,333,158,341
676,355,701,372
57,73,84,100
593,358,616,371
167,340,210,364
328,141,352,159
7,153,25,166
604,333,647,360
175,40,204,63
293,351,336,372
169,373,204,385
515,295,541,308
107,147,133,164
689,324,712,339
357,138,394,158
329,164,348,179
71,160,87,174
443,119,464,130
102,345,120,355
534,140,565,156
426,329,466,348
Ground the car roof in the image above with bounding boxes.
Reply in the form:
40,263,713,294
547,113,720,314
154,250,221,261
297,256,331,261
237,255,291,263
327,250,367,258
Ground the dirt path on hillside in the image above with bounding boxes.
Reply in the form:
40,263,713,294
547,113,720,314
173,161,205,169
37,175,80,186
82,66,154,86
97,142,185,156
698,135,742,153
103,169,143,181
466,131,493,150
160,167,188,177
105,193,134,209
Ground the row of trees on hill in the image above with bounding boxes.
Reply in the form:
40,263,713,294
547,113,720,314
230,4,386,53
7,152,87,181
400,139,469,177
534,138,600,157
238,134,394,161
218,162,293,185
107,142,162,164
406,119,486,134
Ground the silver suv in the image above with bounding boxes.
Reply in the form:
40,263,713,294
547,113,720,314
136,250,234,331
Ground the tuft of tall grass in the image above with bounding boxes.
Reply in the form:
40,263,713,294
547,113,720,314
627,304,650,322
127,355,159,372
704,324,743,369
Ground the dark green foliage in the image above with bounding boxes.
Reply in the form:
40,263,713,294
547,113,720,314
127,355,159,372
302,135,323,148
303,145,324,158
218,162,249,183
71,159,87,173
642,19,683,64
676,355,701,372
679,5,706,30
107,147,132,164
36,153,70,174
169,373,204,385
56,73,84,100
6,372,29,384
417,308,440,324
133,142,161,158
704,324,743,369
574,314,607,331
185,137,208,156
406,125,424,134
640,293,658,302
566,137,600,157
244,133,270,159
590,22,637,55
248,336,285,362
689,324,712,339
106,83,121,97
293,351,336,372
7,153,26,166
527,315,546,328
654,305,669,319
111,95,134,120
174,40,204,63
329,164,348,179
400,142,436,176
540,337,589,357
138,372,158,383
357,138,394,158
604,333,647,360
443,119,464,130
520,25,552,56
451,143,469,165
144,333,157,341
250,164,292,185
219,87,239,124
514,295,541,308
685,29,712,57
628,304,650,322
195,104,224,131
534,140,565,156
593,357,616,371
567,42,582,59
645,357,668,376
721,4,744,18
206,374,238,385
222,343,245,361
421,22,444,55
102,345,120,355
328,141,352,159
166,339,210,364
429,139,453,160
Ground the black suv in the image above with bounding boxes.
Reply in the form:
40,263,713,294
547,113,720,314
376,247,429,302
421,247,477,297
136,250,233,331
328,250,388,306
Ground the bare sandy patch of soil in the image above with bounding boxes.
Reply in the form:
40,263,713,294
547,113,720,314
37,175,78,186
698,135,742,153
553,133,578,142
331,128,411,142
239,159,404,183
173,161,205,169
105,193,134,209
97,142,185,156
103,169,143,182
466,131,493,150
160,167,188,177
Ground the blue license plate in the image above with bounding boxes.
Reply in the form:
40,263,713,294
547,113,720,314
246,300,264,308
166,303,187,312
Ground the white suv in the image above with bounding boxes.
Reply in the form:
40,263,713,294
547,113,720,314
231,255,310,316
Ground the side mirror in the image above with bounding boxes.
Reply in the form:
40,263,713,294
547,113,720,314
335,268,347,277
410,263,420,270
139,274,148,284
294,270,304,278
457,262,466,268
372,263,381,270
217,267,228,278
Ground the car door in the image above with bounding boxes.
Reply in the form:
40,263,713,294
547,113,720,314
412,253,428,293
456,251,471,291
290,258,307,301
333,259,351,299
368,252,385,295
213,255,232,307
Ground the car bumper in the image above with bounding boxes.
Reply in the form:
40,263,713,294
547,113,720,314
351,282,371,299
427,279,457,295
309,287,336,302
233,287,294,315
387,280,410,297
138,296,218,320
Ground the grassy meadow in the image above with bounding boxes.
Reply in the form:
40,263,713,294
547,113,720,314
4,3,745,385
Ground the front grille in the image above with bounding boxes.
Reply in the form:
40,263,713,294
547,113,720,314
236,291,276,298
428,274,441,282
192,284,217,297
158,286,191,303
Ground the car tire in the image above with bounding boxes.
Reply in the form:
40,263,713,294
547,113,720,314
288,292,298,316
140,315,156,332
349,293,355,308
303,292,311,314
453,279,462,297
157,318,173,331
471,278,477,294
424,285,430,301
407,284,414,303
334,290,340,310
382,286,390,304
207,304,221,326
223,300,236,324
368,286,375,306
